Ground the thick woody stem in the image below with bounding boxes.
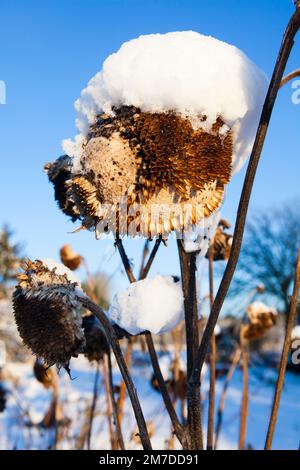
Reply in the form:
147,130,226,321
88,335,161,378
207,246,216,450
177,240,203,450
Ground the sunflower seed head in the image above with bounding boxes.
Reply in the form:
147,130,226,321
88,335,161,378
13,259,85,370
47,106,233,237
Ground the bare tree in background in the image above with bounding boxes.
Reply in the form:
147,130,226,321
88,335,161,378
229,201,300,316
0,226,24,299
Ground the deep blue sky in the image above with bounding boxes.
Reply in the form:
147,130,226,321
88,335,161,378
0,0,299,302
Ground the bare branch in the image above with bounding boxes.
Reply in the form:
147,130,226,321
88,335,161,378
115,236,135,283
280,68,300,87
140,238,162,280
214,348,241,449
238,345,249,450
265,246,300,449
87,363,100,449
145,332,187,447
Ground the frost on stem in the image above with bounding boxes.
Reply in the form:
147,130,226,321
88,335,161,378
45,31,268,243
13,259,86,370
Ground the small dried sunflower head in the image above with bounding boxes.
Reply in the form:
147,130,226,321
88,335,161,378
241,302,277,342
13,259,85,370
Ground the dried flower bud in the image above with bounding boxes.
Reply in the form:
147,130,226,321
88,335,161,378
169,369,187,401
256,284,265,294
13,259,85,370
82,315,109,362
60,244,82,271
241,301,277,342
33,358,55,389
206,218,232,261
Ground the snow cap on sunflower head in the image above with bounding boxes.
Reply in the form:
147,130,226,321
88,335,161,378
46,31,268,239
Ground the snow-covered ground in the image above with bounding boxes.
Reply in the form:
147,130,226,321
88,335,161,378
0,351,299,450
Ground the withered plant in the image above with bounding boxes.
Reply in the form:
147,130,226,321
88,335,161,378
12,3,300,450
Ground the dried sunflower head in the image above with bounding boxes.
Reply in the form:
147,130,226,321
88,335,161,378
47,32,267,240
241,302,277,342
60,244,82,271
13,259,85,370
48,107,232,238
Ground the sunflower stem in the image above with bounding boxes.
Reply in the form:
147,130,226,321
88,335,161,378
106,351,125,450
80,296,152,450
177,240,203,450
238,343,249,450
207,246,216,450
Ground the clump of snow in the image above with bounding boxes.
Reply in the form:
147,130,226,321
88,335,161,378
42,258,82,287
156,354,208,382
62,135,86,173
214,323,222,337
0,340,6,368
291,325,300,341
109,275,184,335
63,31,268,174
183,210,221,254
